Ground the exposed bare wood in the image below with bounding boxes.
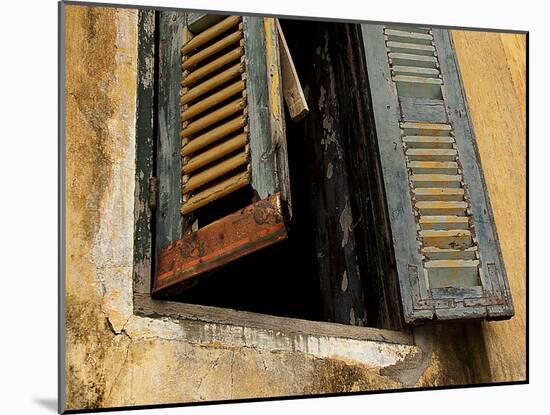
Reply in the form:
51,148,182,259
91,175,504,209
183,133,247,174
276,19,309,121
182,15,241,55
420,229,472,248
134,292,414,345
181,116,246,156
182,149,249,193
415,200,468,216
181,80,245,121
181,62,244,105
181,169,250,215
182,47,243,87
182,30,243,70
181,98,246,138
413,187,464,201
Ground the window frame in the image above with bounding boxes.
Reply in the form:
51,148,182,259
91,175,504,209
132,9,413,342
134,10,513,332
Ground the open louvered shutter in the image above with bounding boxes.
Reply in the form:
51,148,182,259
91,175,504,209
153,13,291,294
360,25,514,324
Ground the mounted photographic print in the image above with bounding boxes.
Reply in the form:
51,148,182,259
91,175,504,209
59,0,527,412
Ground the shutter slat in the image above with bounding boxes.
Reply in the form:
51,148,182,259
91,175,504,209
419,215,469,230
401,122,452,136
181,62,244,105
413,188,464,201
408,161,458,175
403,136,455,148
388,52,438,68
182,15,241,55
421,246,478,260
181,80,245,121
183,133,247,174
181,170,250,215
406,148,457,161
411,174,462,188
182,30,243,70
181,98,246,138
181,46,243,87
384,29,434,45
392,65,440,77
182,149,249,193
416,201,468,216
181,116,246,156
420,229,472,248
386,41,436,56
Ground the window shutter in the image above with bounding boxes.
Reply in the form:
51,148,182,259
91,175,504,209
360,25,514,324
153,13,291,294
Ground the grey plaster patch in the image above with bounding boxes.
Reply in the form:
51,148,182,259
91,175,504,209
341,271,348,292
340,201,353,248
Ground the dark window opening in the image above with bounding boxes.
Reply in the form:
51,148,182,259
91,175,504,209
151,16,403,330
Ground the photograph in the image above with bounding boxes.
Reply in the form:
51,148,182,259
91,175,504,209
58,1,526,412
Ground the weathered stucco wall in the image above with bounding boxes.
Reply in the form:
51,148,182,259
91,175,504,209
63,5,526,411
451,30,527,382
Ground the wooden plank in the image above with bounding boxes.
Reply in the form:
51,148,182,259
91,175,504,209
180,62,244,105
155,193,287,292
386,41,436,56
182,30,242,70
400,97,447,123
406,148,457,161
181,115,246,156
134,292,414,345
242,16,277,200
341,23,404,329
181,170,250,215
156,11,186,261
133,9,155,295
182,149,249,193
392,65,440,77
298,22,369,327
384,29,433,45
187,13,226,34
182,15,240,54
180,98,246,138
413,188,464,201
276,19,309,121
394,76,443,100
181,46,243,87
361,24,432,323
264,17,292,215
183,133,247,174
180,80,245,121
388,52,438,68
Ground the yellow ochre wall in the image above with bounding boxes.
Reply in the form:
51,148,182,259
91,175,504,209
63,4,526,410
452,31,526,381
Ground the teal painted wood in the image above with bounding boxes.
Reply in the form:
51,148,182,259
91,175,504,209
156,12,186,261
361,24,514,324
187,13,225,34
361,24,432,324
399,97,447,123
433,29,514,319
133,10,156,295
242,16,278,201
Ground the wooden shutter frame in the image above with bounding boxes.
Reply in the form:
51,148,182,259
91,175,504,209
153,12,291,294
360,24,514,324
